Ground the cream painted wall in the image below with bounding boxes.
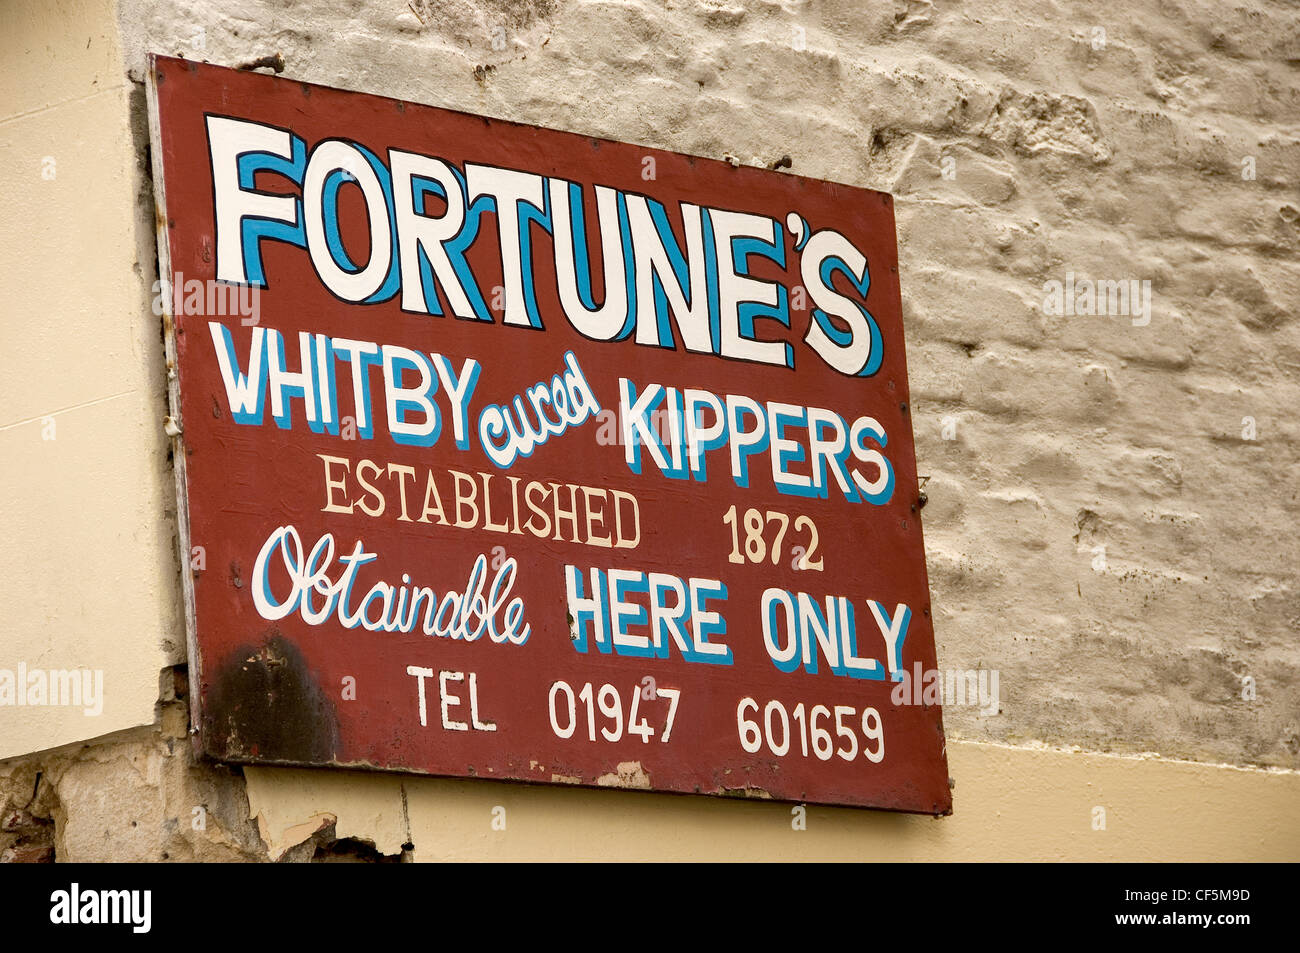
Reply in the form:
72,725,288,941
244,740,1300,862
0,0,178,759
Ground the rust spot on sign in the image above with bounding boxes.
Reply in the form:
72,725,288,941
202,631,340,764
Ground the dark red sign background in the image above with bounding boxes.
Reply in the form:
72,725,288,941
150,56,949,812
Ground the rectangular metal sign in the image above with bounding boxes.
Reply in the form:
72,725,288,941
148,55,950,812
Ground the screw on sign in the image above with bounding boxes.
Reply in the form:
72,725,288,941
147,55,949,813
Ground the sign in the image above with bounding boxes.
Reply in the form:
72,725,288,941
147,55,950,812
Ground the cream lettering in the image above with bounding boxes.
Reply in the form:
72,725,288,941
251,525,530,644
